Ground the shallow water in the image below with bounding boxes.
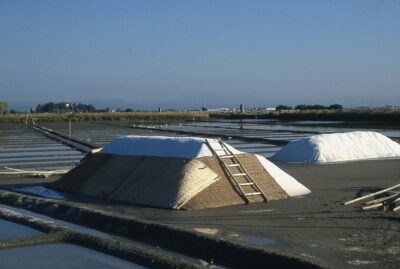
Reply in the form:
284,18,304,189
1,120,399,172
244,236,278,246
0,125,83,171
0,205,112,240
0,218,42,240
0,243,147,269
12,186,66,200
0,205,226,268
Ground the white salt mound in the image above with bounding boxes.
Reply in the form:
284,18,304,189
100,136,241,158
255,155,310,196
271,131,400,163
100,135,310,197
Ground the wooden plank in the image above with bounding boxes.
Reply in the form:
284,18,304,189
365,193,400,205
232,173,246,176
240,183,254,186
344,183,400,205
245,192,262,196
362,203,383,210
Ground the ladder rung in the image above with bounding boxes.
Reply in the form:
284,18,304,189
239,182,254,186
227,164,240,167
232,173,246,176
220,155,234,159
245,192,262,196
210,144,225,148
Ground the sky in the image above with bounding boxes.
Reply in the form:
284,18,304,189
0,0,399,110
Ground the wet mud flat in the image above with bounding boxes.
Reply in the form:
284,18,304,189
0,159,399,268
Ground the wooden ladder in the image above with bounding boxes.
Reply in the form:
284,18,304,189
205,138,268,203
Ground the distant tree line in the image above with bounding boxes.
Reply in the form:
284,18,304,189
275,105,293,111
35,102,96,113
34,102,141,113
275,104,343,111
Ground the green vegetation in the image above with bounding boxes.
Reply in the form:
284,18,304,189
1,100,397,124
0,111,209,123
34,101,146,113
275,105,293,111
212,109,400,123
294,104,343,110
0,100,9,115
327,104,343,110
35,102,96,113
276,104,343,111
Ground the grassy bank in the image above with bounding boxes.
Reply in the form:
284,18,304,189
211,109,400,123
3,109,400,124
0,111,209,123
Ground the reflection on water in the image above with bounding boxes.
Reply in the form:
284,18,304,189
0,120,399,172
0,243,147,269
0,218,42,240
244,236,278,246
12,186,66,200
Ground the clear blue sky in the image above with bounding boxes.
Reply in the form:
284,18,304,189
1,0,399,109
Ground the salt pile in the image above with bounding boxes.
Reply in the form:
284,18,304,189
100,136,310,196
271,131,400,163
53,135,310,209
100,135,241,158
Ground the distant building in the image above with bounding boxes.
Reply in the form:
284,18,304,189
60,102,72,109
385,105,400,110
207,108,233,112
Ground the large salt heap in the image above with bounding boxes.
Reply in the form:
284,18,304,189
271,131,400,163
52,135,310,210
